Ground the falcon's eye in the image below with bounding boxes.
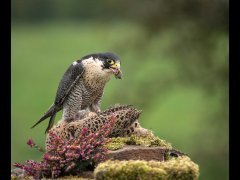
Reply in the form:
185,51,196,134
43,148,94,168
107,59,115,65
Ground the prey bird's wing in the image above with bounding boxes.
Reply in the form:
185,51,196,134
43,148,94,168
54,61,85,105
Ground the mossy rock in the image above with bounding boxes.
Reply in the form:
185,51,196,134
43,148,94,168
103,134,175,162
105,134,172,151
94,156,199,180
105,145,168,162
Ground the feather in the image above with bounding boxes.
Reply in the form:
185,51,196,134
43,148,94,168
31,61,84,132
31,104,58,129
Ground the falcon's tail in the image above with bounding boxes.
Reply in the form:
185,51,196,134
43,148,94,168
31,104,59,133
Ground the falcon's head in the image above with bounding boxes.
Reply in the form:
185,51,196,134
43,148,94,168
81,52,122,79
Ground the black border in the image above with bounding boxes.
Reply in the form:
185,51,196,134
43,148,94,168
1,0,11,178
229,0,238,178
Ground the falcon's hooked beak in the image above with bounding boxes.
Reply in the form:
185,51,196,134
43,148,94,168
110,62,122,79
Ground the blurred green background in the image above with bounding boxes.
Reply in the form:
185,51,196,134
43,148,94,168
11,0,228,179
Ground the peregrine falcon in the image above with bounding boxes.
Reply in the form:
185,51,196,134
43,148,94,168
31,52,122,133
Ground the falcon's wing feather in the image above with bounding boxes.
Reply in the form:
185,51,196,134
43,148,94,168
54,61,85,105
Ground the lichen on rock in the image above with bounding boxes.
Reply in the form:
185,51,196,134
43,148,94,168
94,156,199,180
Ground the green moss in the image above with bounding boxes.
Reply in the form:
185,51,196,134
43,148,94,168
11,176,33,180
55,176,93,180
105,133,172,151
11,175,92,180
94,156,199,180
164,150,172,161
105,137,128,150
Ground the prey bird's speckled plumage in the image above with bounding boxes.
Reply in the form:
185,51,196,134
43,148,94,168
31,52,122,133
45,105,149,150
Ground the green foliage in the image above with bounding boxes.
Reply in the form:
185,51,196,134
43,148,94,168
94,157,199,180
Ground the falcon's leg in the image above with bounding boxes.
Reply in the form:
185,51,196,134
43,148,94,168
89,103,101,113
62,96,83,122
72,108,99,121
64,116,74,122
89,92,103,114
75,109,90,120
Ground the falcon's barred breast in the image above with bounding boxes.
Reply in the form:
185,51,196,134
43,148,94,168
31,52,122,133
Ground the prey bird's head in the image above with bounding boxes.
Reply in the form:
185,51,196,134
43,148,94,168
81,52,122,79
